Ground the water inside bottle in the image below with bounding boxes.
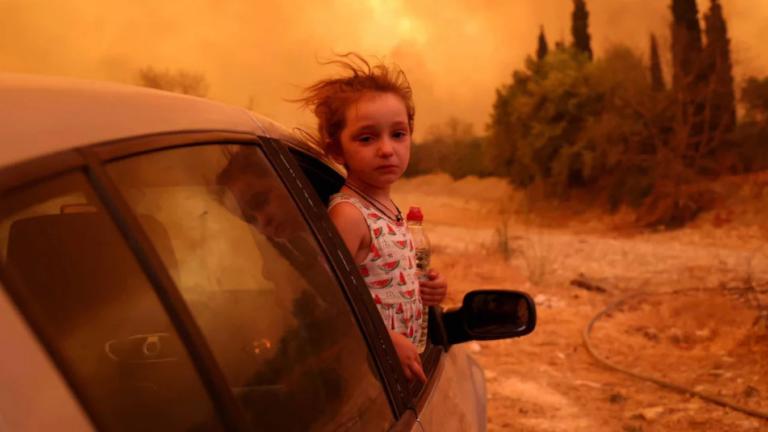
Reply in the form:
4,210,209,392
414,248,431,276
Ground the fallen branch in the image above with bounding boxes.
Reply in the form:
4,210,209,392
570,273,608,293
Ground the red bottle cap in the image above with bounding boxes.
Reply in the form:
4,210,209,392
406,206,423,222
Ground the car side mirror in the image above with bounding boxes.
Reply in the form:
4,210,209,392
441,290,536,346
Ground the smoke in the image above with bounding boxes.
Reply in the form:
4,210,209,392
1,0,765,138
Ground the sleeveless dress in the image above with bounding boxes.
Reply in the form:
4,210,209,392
328,193,424,348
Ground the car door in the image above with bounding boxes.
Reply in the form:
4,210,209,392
0,132,418,431
2,128,496,431
413,345,488,431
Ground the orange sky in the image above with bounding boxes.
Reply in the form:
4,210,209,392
1,0,765,139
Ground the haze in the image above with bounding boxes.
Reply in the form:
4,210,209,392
1,0,765,139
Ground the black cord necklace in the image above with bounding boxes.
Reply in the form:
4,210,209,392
344,182,403,223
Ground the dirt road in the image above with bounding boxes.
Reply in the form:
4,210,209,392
394,174,768,432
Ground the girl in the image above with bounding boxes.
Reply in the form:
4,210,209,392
297,54,448,382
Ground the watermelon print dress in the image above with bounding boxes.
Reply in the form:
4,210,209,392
328,193,424,350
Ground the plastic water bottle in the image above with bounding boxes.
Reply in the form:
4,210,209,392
406,206,430,352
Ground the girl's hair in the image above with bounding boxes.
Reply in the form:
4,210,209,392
295,53,415,158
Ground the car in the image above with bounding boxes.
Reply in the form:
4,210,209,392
0,74,536,432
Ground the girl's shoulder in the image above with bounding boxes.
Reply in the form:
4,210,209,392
329,192,369,212
329,192,387,229
329,192,357,206
328,192,367,223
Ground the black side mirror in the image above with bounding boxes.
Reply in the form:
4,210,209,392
441,290,536,346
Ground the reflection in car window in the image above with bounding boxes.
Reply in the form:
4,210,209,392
107,144,394,431
0,171,224,431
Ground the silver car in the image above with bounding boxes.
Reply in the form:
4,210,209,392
0,74,535,432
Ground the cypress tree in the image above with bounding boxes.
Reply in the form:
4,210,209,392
571,0,593,60
671,0,704,94
537,26,549,61
671,0,708,157
650,33,665,91
704,0,736,132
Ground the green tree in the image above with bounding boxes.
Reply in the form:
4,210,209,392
571,0,593,60
489,18,723,226
704,0,736,133
537,26,549,61
487,70,530,180
670,0,710,160
671,0,704,91
488,45,678,208
488,49,597,193
649,33,666,92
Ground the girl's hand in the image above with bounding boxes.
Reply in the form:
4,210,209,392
419,269,447,306
389,331,427,383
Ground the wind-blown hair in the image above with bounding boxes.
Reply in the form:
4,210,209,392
294,53,415,158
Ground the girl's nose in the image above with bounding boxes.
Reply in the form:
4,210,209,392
378,138,395,157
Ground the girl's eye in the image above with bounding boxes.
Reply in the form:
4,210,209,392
392,130,408,140
357,135,375,143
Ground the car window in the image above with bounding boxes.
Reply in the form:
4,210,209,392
106,144,394,431
0,171,225,431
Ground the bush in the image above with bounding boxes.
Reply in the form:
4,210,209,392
406,118,492,179
488,45,672,204
742,76,768,123
733,76,768,173
137,67,209,97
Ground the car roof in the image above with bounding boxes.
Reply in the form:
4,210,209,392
0,73,324,169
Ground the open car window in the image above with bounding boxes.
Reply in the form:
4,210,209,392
105,144,394,431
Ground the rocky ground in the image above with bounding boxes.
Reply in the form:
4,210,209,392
393,174,768,432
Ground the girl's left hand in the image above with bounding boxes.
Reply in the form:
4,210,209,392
419,269,447,306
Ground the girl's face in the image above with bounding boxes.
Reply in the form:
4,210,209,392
337,92,411,190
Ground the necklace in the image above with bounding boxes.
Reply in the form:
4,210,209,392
344,182,403,223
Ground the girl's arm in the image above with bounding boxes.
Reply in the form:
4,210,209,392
328,202,370,263
329,202,427,383
390,330,427,383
